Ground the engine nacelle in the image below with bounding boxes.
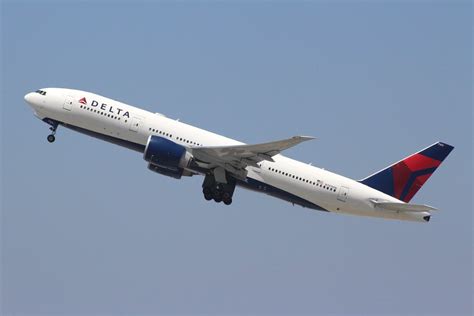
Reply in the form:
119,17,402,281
144,135,192,179
147,163,184,179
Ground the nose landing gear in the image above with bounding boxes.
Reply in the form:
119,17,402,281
47,125,58,143
47,134,56,143
43,119,59,143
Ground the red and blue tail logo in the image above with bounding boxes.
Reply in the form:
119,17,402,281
360,142,454,202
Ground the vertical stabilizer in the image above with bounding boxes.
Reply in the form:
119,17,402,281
359,142,454,202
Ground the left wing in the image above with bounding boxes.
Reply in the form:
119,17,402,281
190,136,315,179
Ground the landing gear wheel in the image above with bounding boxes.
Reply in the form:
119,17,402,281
222,192,232,205
212,190,223,203
47,134,56,143
203,187,213,201
46,122,58,143
201,174,236,205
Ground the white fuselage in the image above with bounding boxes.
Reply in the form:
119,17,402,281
25,88,430,222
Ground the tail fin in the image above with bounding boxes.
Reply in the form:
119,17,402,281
359,142,454,202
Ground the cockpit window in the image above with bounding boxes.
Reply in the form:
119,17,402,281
35,90,47,96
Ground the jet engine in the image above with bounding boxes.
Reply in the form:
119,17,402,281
143,135,193,179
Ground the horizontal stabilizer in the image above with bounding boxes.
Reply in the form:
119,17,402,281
370,199,437,213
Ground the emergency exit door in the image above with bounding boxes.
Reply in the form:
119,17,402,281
63,96,73,111
337,186,349,202
129,117,141,132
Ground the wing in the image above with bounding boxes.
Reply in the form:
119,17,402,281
370,199,437,213
191,136,315,179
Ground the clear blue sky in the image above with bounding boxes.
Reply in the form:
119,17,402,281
2,1,472,315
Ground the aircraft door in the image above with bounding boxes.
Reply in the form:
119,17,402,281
337,186,349,202
129,117,141,132
63,96,73,111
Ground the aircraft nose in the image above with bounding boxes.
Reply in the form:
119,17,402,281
24,92,34,104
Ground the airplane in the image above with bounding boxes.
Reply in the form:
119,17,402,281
24,88,454,222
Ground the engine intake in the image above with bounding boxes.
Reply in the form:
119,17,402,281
144,135,192,179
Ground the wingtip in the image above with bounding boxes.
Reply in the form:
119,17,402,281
294,135,316,141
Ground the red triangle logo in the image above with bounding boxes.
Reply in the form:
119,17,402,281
79,97,87,104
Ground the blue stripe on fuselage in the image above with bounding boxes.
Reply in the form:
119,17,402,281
59,120,146,152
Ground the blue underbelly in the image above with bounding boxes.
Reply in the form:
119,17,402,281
237,177,327,212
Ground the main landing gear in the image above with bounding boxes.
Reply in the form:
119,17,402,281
203,186,233,205
202,174,236,205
